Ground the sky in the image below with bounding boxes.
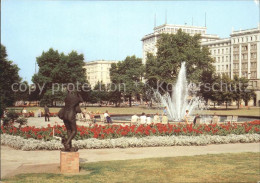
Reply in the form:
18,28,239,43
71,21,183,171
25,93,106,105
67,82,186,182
1,0,259,83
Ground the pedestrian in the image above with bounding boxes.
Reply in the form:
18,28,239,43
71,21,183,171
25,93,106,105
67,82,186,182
184,110,189,124
44,105,50,122
193,113,200,126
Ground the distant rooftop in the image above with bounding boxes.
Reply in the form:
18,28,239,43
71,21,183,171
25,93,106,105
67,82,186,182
231,25,260,36
154,23,207,30
85,60,118,65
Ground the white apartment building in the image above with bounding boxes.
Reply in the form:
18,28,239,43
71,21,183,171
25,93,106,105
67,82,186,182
201,26,260,106
201,38,231,76
141,24,220,64
142,23,260,106
84,60,118,88
230,26,260,106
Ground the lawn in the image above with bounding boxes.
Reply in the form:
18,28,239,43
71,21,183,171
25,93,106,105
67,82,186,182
3,152,260,183
8,106,260,117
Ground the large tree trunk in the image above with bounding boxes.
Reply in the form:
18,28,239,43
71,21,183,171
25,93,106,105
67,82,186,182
237,100,240,109
245,100,248,106
129,95,132,107
226,102,228,110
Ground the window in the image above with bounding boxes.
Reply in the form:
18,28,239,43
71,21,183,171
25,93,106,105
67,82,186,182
222,56,224,62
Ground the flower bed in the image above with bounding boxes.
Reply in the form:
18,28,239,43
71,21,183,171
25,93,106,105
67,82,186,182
1,133,259,151
1,121,260,141
1,121,260,150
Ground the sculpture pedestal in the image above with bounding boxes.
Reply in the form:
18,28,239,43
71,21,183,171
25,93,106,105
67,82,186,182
60,151,79,173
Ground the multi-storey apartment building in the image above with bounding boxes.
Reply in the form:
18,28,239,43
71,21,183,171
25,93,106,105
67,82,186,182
202,38,231,76
84,60,118,88
141,24,220,64
230,26,260,106
142,23,260,106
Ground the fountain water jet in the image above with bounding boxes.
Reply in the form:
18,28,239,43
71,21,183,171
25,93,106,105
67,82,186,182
154,62,204,121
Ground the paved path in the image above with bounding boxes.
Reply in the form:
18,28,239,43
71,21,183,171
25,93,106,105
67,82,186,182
1,143,260,179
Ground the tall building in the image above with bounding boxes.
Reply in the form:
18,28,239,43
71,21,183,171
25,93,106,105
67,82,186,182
202,38,231,76
203,25,260,106
141,24,220,64
84,60,118,88
230,26,260,106
142,23,260,106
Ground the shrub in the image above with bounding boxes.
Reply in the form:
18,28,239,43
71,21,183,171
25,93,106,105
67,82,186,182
6,110,19,123
2,117,11,126
16,117,28,128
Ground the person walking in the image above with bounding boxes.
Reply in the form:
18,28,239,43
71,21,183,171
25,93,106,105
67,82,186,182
193,114,200,126
44,105,50,122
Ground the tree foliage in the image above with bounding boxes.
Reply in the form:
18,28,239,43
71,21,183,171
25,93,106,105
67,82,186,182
110,55,144,107
0,44,21,116
232,76,255,108
32,48,89,106
145,30,214,93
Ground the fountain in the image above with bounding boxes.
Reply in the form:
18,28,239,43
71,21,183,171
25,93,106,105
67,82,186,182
154,62,204,121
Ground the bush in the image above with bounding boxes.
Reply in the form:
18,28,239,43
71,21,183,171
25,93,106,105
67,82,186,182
16,117,28,128
6,110,19,122
2,117,11,126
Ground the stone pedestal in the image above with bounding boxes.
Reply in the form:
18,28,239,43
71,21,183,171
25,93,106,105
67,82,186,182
60,151,79,173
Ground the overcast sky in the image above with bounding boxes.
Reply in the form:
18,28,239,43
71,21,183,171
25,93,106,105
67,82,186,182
2,0,259,83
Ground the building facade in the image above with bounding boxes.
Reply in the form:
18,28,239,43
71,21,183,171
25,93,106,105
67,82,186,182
203,26,260,106
142,23,260,106
202,38,231,76
84,60,118,88
141,24,220,64
230,26,260,106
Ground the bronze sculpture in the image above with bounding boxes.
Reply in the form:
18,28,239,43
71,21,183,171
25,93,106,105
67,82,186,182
58,88,83,152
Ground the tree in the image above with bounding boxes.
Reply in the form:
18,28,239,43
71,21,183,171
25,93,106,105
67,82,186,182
32,48,87,106
109,63,123,107
110,56,144,107
232,76,254,109
218,74,234,109
0,44,21,116
199,70,221,107
92,81,109,106
145,29,214,93
15,81,29,102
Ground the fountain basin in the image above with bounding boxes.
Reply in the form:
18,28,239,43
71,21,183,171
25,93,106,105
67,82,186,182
96,114,260,123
